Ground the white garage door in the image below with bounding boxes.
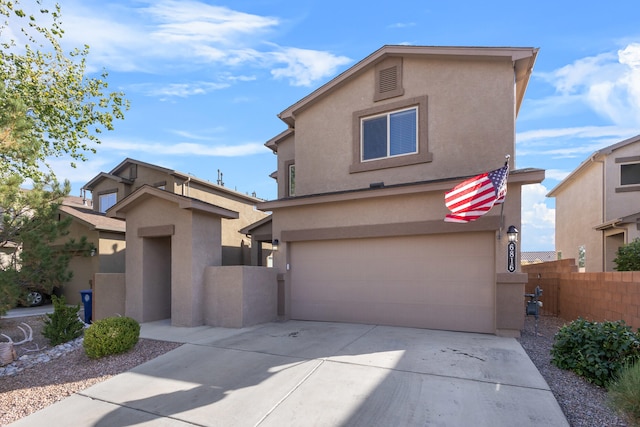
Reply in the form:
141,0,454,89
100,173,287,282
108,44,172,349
290,232,495,333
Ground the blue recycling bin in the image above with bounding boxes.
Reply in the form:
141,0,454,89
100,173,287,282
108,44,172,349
80,289,93,323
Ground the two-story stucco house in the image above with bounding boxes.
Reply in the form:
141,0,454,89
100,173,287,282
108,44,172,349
258,45,544,336
548,134,640,272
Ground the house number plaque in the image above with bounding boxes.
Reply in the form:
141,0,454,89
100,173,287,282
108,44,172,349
507,241,516,273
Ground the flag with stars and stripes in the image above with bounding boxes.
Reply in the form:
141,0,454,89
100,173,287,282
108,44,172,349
444,163,509,223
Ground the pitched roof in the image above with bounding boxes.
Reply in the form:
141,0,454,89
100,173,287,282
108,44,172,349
547,134,640,197
106,185,239,220
277,45,538,127
60,199,126,233
82,158,263,204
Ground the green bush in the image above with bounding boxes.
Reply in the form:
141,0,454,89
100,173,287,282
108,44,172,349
608,361,640,426
42,295,84,346
614,238,640,271
83,316,140,359
551,318,640,387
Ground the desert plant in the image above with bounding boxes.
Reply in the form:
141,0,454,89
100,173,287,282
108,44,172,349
614,238,640,271
608,361,640,426
83,316,140,359
42,295,84,346
551,318,640,386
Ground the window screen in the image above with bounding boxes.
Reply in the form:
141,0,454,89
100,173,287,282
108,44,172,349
621,163,640,185
362,107,417,161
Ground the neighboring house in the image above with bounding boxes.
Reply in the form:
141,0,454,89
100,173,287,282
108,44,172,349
72,158,271,326
257,45,543,336
81,158,268,266
56,195,126,305
548,134,640,272
521,251,557,265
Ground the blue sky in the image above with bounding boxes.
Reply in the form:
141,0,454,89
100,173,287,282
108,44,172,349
21,0,640,251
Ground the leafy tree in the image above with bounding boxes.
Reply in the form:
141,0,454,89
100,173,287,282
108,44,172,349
614,238,640,272
0,0,128,180
0,0,128,313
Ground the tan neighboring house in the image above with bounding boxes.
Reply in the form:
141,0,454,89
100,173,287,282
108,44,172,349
257,45,544,337
56,196,126,305
58,158,273,325
548,134,640,272
82,158,268,266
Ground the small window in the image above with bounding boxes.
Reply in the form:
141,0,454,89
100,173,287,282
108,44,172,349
621,163,640,186
98,192,117,213
361,107,417,161
288,164,295,197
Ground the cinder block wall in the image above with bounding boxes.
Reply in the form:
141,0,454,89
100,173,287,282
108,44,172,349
522,260,640,329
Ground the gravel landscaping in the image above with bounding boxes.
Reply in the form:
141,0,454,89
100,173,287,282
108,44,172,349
0,314,631,426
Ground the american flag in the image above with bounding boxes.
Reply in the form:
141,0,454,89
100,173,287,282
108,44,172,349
444,163,509,223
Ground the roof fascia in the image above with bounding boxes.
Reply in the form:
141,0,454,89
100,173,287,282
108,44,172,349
82,172,134,191
106,185,238,219
259,168,544,210
278,45,539,126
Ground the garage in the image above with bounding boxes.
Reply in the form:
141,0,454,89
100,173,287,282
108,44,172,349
289,232,496,333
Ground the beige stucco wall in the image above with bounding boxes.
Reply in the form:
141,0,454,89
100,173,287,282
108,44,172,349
554,162,603,271
203,266,278,327
93,273,126,320
291,56,516,197
123,196,224,327
97,232,126,273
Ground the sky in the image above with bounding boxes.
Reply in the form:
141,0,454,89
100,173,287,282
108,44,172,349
11,0,640,251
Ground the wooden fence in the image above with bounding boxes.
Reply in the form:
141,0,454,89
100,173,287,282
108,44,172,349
521,259,640,330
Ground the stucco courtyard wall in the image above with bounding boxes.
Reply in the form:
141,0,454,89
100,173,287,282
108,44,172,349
204,266,278,328
93,273,126,321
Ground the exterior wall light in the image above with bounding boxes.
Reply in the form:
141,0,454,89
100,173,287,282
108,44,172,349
90,248,97,257
506,225,518,272
272,239,279,251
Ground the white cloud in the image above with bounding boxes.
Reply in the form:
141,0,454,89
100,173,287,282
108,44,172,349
521,183,556,251
536,43,640,127
269,47,352,86
131,82,230,98
100,138,266,157
58,0,352,87
544,169,570,181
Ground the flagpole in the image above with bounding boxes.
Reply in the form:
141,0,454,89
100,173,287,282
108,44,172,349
498,154,510,240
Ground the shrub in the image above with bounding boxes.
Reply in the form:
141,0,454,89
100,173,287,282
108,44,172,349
83,316,140,359
608,361,640,426
551,318,640,387
42,295,84,346
614,238,640,271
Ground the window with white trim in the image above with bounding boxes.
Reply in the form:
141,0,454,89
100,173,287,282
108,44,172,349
620,162,640,186
361,107,417,161
98,192,117,213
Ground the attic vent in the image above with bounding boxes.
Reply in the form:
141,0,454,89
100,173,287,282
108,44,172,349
379,66,397,93
374,57,404,102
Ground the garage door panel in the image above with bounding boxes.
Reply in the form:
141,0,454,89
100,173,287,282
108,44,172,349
290,233,495,333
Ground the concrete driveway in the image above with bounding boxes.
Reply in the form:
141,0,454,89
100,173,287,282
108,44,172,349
10,320,568,426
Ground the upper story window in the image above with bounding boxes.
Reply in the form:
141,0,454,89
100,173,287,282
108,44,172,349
284,160,295,197
350,95,432,174
288,164,296,197
620,162,640,186
362,107,417,161
615,156,640,193
98,191,117,213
